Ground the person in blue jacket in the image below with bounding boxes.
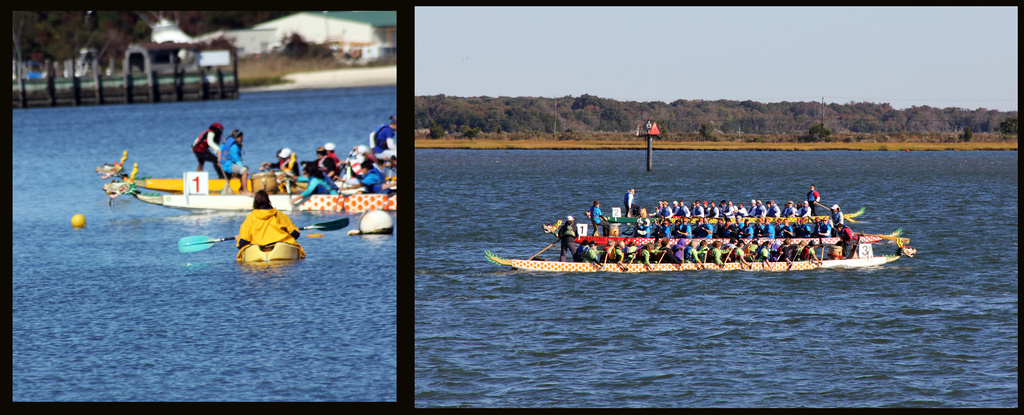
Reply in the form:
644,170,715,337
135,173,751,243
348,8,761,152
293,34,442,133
587,200,607,237
761,219,776,239
776,218,795,239
371,117,397,159
219,130,253,196
342,159,386,194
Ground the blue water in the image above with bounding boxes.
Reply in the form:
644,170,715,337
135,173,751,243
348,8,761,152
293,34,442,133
414,149,1018,408
13,87,397,401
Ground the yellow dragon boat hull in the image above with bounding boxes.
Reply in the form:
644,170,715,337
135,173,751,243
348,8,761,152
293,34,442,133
140,177,306,194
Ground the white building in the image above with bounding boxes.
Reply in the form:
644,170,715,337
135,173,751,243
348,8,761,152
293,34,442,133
196,11,396,58
193,28,277,56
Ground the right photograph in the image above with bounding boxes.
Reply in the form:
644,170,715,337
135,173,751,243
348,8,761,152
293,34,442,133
413,6,1018,408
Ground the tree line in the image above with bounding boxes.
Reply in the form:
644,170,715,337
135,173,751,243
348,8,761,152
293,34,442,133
415,94,1018,138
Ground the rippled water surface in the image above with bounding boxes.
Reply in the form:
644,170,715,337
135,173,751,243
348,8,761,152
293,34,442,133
415,149,1017,407
13,87,397,401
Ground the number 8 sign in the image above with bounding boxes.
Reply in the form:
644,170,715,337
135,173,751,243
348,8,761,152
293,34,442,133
184,171,209,195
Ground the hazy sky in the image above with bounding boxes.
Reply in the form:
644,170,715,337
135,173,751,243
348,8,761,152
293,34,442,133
415,7,1018,111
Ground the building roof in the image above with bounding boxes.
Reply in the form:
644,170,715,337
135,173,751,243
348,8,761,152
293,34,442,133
300,11,396,27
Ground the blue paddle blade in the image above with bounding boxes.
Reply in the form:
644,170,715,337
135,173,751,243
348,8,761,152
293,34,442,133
178,235,217,253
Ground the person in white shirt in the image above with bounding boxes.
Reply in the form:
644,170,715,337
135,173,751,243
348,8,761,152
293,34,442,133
797,201,813,217
623,188,636,217
765,200,781,218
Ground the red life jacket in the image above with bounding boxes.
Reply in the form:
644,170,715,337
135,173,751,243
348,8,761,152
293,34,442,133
800,246,812,260
193,129,215,153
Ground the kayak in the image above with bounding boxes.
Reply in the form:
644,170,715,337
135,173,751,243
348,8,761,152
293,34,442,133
241,242,302,262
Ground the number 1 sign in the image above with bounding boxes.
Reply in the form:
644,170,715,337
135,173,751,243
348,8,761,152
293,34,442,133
184,171,209,195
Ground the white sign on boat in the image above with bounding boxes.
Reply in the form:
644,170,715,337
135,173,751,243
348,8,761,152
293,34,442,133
184,171,209,195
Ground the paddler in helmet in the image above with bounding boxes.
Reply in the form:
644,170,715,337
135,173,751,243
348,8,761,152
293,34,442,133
191,122,226,179
236,190,305,261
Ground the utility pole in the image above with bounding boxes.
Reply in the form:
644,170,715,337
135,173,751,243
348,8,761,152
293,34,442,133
821,97,825,126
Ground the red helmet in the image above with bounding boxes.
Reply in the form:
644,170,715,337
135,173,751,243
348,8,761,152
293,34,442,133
210,122,223,131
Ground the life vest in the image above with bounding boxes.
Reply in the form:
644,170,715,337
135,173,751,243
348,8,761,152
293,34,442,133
373,124,391,151
219,136,238,165
799,246,812,260
606,249,622,262
192,129,217,153
557,222,576,238
321,171,340,192
840,226,858,242
317,156,336,175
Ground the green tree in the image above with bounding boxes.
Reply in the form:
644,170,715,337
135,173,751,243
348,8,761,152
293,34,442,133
699,123,714,140
999,116,1018,135
807,123,832,141
428,121,445,139
961,126,973,142
462,126,482,139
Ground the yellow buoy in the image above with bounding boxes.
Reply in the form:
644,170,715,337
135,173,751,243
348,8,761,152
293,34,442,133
71,214,86,228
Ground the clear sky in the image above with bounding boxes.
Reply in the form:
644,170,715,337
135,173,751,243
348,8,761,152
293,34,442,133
415,7,1018,111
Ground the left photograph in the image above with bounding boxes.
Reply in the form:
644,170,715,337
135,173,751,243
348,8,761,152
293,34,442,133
13,11,397,401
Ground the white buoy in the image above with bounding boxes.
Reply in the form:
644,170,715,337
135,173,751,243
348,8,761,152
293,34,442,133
348,210,394,235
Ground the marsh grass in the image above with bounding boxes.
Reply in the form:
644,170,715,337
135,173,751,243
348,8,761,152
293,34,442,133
415,132,1018,151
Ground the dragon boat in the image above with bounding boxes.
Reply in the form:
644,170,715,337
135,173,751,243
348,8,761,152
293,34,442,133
603,206,864,225
100,163,395,213
99,151,393,196
103,179,396,213
485,243,915,273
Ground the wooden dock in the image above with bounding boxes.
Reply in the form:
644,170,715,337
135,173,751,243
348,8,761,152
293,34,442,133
12,67,238,108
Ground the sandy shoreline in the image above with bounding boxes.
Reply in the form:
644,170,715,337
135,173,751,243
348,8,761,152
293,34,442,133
240,65,396,93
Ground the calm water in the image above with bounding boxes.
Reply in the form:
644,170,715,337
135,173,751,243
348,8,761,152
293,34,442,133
415,149,1017,407
12,87,397,401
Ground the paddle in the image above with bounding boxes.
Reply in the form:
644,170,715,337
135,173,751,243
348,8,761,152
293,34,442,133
526,241,557,261
177,218,350,253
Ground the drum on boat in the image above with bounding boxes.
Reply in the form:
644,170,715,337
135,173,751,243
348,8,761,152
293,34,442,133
250,172,279,194
828,244,843,259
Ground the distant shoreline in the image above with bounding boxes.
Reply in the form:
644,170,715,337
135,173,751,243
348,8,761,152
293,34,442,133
414,139,1017,151
240,66,396,93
